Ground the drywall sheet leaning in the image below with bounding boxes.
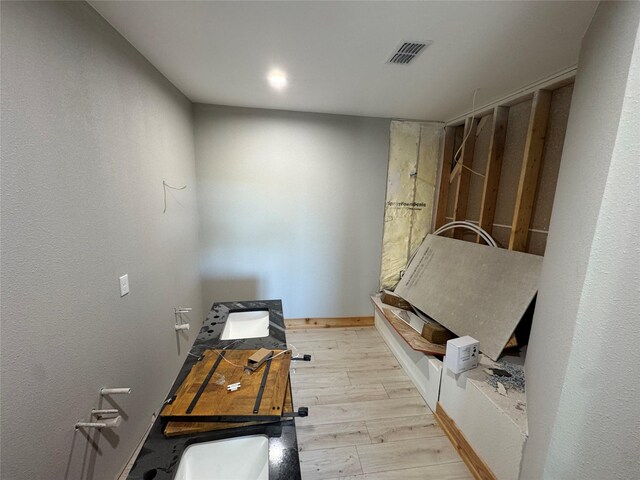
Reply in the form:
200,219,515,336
379,121,442,290
395,235,542,361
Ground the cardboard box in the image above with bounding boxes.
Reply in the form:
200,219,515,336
445,336,479,374
245,348,272,373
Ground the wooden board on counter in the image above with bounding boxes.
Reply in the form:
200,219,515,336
161,349,292,421
164,378,294,437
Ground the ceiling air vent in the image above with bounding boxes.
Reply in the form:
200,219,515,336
387,41,429,65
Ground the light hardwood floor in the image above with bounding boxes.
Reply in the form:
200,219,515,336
288,326,472,480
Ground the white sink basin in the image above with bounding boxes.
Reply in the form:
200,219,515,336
174,435,269,480
220,310,270,340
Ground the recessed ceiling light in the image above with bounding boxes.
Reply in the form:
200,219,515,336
267,70,287,90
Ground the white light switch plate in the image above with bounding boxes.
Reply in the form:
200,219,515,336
119,274,130,297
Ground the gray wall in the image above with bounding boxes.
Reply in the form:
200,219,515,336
0,2,202,479
194,105,389,318
521,2,640,478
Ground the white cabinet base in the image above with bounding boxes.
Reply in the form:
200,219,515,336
374,311,442,412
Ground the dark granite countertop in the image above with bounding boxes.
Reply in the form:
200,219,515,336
127,299,301,480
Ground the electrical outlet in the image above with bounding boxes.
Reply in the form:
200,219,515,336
119,274,130,297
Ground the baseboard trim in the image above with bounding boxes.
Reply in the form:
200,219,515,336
435,402,497,480
284,316,374,329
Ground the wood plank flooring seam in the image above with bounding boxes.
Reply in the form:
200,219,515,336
321,461,473,480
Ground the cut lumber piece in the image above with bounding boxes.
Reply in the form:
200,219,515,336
421,321,455,345
509,90,552,251
395,234,542,361
435,126,456,230
380,290,413,311
478,106,509,241
453,117,478,238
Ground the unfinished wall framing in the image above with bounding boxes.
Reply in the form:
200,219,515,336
434,82,574,255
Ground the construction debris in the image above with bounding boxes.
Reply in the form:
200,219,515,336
484,367,512,378
497,382,508,396
485,361,526,392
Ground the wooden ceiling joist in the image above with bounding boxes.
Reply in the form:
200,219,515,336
478,106,510,243
509,89,552,251
452,117,478,239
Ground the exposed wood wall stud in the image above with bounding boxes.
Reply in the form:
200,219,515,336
509,89,552,251
477,106,510,243
452,117,478,239
434,126,456,230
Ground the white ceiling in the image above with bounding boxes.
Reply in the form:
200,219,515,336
90,1,597,121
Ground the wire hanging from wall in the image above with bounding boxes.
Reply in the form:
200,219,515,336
163,180,187,213
451,88,486,179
